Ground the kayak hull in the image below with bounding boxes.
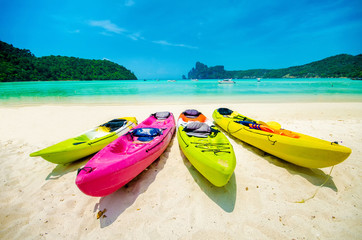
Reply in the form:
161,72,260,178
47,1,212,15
177,110,236,187
76,113,176,197
30,117,137,164
212,109,351,168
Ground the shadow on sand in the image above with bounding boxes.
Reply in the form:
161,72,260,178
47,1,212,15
180,149,237,213
95,136,175,228
219,128,338,192
45,155,93,180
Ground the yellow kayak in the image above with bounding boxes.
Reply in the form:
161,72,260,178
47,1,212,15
30,117,137,164
212,108,351,169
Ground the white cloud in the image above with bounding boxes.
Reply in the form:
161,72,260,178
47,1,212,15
127,32,144,41
88,20,144,41
89,20,125,34
152,40,198,49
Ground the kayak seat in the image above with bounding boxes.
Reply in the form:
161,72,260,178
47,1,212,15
137,136,155,142
217,108,233,116
183,121,212,138
154,111,171,120
132,128,162,142
100,119,127,132
183,109,201,119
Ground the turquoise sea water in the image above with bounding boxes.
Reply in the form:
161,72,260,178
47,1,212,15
1,79,362,105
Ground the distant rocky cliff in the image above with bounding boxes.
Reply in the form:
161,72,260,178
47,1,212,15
187,54,362,79
188,62,229,79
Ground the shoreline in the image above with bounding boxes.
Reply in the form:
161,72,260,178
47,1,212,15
1,102,361,239
0,77,359,83
1,94,362,107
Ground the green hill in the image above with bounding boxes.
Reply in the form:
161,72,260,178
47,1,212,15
188,54,362,79
0,41,137,82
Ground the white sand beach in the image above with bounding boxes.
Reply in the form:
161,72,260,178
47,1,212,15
0,102,361,239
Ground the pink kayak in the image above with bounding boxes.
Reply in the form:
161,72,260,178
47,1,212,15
76,112,175,197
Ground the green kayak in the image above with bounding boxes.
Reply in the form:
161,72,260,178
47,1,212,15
177,110,236,187
30,117,137,164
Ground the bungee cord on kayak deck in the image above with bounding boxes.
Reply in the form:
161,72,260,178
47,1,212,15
191,142,232,155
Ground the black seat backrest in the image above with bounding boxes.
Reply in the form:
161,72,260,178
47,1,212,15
183,109,201,119
183,121,211,138
154,111,170,120
217,108,233,116
100,119,127,132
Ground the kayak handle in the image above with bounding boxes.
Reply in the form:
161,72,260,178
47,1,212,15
77,167,93,175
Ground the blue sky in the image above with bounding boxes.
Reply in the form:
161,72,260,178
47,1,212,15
1,0,361,79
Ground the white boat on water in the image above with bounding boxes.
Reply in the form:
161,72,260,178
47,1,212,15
218,79,235,84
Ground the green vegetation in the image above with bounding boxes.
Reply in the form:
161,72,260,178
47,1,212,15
0,41,137,82
188,54,362,79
